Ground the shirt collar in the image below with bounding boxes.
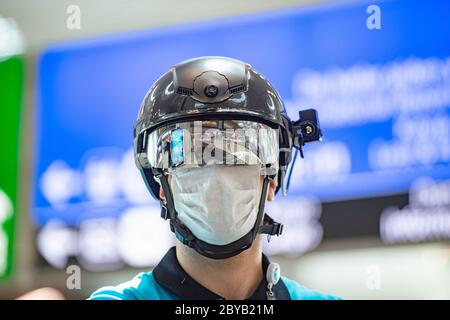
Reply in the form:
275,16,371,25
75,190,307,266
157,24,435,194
153,246,290,300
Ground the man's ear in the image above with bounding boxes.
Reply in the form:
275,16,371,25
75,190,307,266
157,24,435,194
159,186,166,202
266,179,277,201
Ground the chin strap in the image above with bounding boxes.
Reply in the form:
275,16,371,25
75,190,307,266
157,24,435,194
153,167,284,260
259,214,284,237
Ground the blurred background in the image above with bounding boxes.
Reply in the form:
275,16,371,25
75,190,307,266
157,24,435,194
0,0,449,299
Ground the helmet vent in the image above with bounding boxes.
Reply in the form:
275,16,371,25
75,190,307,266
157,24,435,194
229,84,245,94
177,87,193,96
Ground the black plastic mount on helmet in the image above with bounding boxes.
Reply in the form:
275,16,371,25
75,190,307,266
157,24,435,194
291,109,323,158
133,56,322,259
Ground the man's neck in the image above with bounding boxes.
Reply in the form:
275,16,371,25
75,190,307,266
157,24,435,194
175,239,264,300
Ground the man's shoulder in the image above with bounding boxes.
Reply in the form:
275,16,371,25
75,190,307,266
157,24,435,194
281,276,342,300
88,271,176,300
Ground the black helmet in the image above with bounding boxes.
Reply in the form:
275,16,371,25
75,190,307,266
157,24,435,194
134,56,321,259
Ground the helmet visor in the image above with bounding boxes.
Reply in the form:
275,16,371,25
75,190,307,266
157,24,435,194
146,120,279,174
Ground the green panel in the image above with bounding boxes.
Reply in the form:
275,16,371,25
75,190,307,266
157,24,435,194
0,55,24,280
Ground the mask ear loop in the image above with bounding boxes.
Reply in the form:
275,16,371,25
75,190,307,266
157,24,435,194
251,172,272,240
154,169,197,248
255,166,284,242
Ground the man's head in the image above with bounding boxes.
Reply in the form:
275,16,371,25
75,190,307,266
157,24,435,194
133,56,321,259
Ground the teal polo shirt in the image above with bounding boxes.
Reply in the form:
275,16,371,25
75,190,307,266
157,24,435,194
89,247,341,300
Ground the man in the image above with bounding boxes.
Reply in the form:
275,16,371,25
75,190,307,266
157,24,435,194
89,56,340,300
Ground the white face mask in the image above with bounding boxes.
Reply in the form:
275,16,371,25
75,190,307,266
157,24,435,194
170,164,263,246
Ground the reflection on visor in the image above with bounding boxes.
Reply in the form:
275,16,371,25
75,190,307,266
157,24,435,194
146,120,279,171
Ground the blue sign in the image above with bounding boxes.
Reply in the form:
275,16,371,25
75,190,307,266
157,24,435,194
36,0,450,229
